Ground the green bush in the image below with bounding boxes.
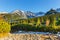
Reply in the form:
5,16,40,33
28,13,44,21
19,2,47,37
11,24,37,32
0,20,11,33
56,20,60,26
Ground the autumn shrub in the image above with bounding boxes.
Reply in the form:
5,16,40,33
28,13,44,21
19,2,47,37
0,20,11,33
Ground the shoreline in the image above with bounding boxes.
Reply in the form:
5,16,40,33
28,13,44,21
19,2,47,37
0,33,60,40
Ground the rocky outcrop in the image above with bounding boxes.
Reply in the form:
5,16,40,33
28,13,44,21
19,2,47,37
0,34,59,40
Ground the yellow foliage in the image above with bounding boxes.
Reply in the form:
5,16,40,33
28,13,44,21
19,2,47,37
46,19,50,26
36,18,41,26
0,33,9,38
0,19,11,33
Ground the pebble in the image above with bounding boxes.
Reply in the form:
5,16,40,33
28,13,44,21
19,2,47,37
0,34,59,40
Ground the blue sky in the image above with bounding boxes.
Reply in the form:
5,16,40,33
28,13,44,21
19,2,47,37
0,0,60,12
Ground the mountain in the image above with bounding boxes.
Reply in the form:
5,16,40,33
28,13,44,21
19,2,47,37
12,10,27,19
26,11,35,18
0,10,45,20
0,12,8,14
56,8,60,12
12,10,36,19
35,12,45,17
12,10,45,18
1,9,60,23
45,9,58,15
